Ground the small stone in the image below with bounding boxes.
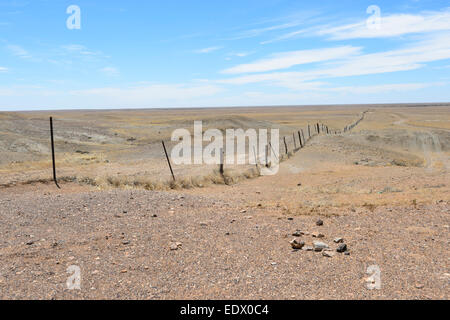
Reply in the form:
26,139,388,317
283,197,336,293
316,219,323,226
169,243,179,250
225,232,230,236
334,237,344,243
152,214,157,218
26,241,35,246
313,241,329,252
287,217,294,221
122,240,130,245
292,230,303,237
344,252,350,256
336,243,348,253
415,284,424,289
200,222,208,227
290,238,305,250
301,246,314,251
322,250,335,257
312,232,325,238
122,210,127,214
120,269,128,274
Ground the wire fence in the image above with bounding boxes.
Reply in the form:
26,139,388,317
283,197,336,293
0,111,367,189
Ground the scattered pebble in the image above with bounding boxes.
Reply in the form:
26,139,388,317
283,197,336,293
316,219,323,226
292,230,304,237
290,238,305,250
337,243,347,253
313,241,329,252
170,242,182,250
334,237,344,243
322,250,335,257
312,232,325,238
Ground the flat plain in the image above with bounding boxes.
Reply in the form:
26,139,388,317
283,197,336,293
0,104,448,299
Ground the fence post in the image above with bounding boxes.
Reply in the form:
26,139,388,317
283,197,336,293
162,140,176,182
298,131,303,148
308,124,311,139
292,132,297,150
219,148,224,176
49,117,60,189
265,144,269,168
284,136,288,154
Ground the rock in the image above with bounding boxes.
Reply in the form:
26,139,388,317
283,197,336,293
322,250,335,257
415,283,424,289
169,242,182,250
301,246,314,251
344,251,350,256
336,243,347,253
287,217,294,221
122,240,130,245
312,232,325,238
334,237,344,243
316,219,323,226
200,222,208,227
292,230,303,237
290,238,305,250
26,241,35,246
313,241,329,252
152,214,157,218
120,269,128,273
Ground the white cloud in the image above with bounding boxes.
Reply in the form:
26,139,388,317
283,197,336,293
7,44,31,59
219,32,450,86
221,46,361,74
321,9,450,40
266,8,450,42
194,46,223,54
100,67,119,77
0,67,8,72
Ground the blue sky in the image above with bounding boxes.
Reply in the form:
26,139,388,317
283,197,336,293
1,0,450,110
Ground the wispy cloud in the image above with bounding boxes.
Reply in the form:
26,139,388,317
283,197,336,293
100,67,120,77
0,67,8,73
264,8,450,43
221,46,361,74
62,44,101,56
194,46,223,54
219,32,450,87
7,44,31,59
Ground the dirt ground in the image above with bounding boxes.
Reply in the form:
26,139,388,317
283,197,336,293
0,104,449,299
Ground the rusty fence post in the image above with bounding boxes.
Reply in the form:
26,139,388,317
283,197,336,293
49,117,61,189
162,140,175,182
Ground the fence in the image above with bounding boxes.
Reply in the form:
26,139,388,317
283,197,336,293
0,110,368,189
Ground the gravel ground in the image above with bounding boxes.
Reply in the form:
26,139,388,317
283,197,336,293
0,185,448,300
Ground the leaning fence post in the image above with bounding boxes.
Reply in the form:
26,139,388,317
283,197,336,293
292,132,297,150
298,131,303,148
162,140,175,182
283,136,288,154
301,130,305,145
308,124,311,139
49,117,60,189
219,148,224,176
